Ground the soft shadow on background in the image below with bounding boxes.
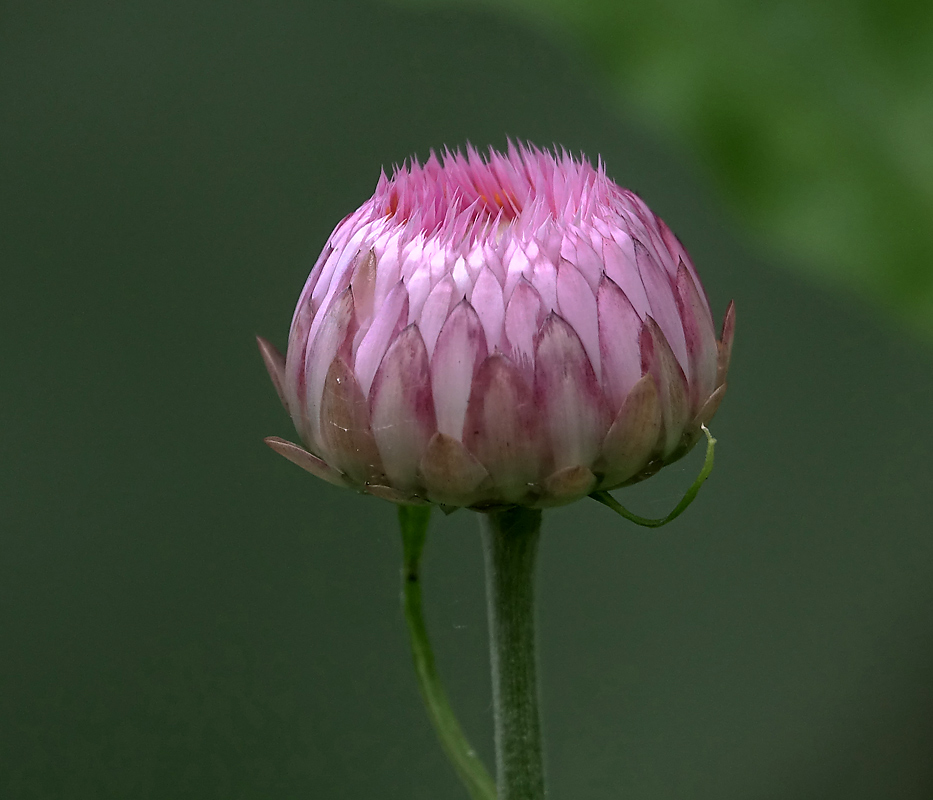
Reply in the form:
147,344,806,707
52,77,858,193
2,2,932,798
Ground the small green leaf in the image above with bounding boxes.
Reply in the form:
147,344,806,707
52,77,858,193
590,425,716,528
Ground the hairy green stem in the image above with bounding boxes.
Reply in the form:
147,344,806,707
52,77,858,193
480,507,545,800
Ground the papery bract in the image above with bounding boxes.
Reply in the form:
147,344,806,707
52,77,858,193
260,143,733,508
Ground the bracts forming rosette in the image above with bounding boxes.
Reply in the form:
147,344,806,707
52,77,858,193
259,143,734,509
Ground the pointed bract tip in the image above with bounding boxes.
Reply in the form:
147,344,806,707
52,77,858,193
717,301,736,388
263,436,350,488
257,336,288,412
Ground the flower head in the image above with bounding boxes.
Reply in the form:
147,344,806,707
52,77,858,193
259,143,734,508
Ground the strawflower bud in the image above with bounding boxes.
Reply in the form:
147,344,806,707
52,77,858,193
259,143,734,509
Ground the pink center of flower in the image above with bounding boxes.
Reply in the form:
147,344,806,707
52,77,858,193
373,143,612,240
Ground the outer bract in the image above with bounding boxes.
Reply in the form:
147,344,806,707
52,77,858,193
259,144,734,509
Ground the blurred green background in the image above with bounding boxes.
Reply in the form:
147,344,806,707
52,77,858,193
402,0,933,341
2,1,932,798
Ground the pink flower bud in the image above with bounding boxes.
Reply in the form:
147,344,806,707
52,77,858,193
260,143,733,509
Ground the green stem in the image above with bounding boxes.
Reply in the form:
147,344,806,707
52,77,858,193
480,507,545,800
398,505,497,800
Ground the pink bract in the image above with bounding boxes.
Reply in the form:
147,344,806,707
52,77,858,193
259,143,734,508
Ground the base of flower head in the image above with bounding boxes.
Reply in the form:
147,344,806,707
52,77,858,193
261,322,731,510
262,402,719,510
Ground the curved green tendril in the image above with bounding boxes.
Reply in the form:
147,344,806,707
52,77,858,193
589,425,717,528
398,505,498,800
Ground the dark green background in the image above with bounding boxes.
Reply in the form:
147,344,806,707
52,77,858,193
2,2,932,798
